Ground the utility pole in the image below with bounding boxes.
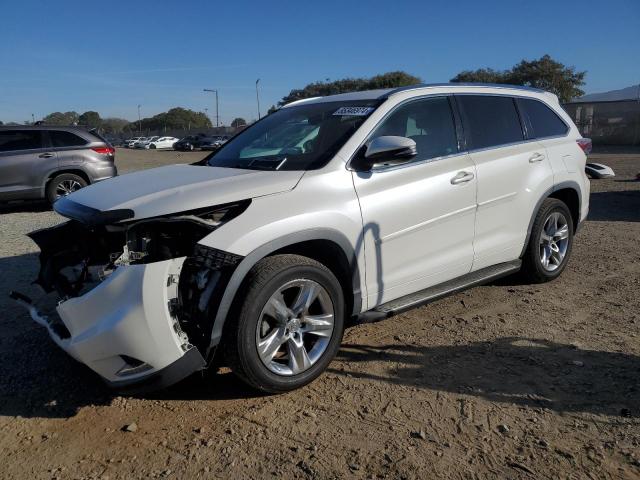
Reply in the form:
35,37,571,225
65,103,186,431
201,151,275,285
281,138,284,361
255,78,261,120
137,104,142,135
203,89,219,128
31,113,35,125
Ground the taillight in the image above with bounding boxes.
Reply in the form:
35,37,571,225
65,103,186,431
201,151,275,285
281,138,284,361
576,138,592,155
91,146,115,155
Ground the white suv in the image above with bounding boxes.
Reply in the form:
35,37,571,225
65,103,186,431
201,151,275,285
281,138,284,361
17,83,590,393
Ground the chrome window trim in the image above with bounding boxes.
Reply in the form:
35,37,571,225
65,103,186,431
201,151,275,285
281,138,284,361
346,91,573,172
454,93,571,153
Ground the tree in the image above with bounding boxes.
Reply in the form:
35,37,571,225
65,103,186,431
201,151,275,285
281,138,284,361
279,71,422,105
0,121,3,126
231,117,247,128
78,111,102,128
450,68,509,84
267,105,278,115
508,55,586,103
100,117,130,134
138,107,212,131
450,55,586,103
41,111,79,125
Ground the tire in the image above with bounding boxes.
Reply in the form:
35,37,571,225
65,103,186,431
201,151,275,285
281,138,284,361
521,198,574,283
149,144,156,149
46,173,88,204
224,254,345,393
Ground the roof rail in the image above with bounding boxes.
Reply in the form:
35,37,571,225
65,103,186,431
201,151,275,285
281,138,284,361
381,82,547,98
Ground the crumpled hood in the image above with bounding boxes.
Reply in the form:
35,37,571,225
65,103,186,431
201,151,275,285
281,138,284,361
58,164,304,221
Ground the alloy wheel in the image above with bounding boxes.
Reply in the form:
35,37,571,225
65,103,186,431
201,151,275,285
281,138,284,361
255,279,335,376
55,179,82,198
538,211,569,271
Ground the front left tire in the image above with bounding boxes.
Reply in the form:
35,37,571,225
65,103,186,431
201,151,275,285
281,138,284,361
223,254,345,393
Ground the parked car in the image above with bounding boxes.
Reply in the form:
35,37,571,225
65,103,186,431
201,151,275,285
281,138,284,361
146,137,179,150
135,136,160,149
173,134,207,151
200,135,231,151
18,84,590,394
126,137,146,148
0,126,117,204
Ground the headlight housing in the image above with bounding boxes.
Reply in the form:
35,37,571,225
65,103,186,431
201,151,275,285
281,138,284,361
119,200,250,265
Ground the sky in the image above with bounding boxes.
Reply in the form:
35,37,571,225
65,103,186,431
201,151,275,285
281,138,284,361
1,0,638,124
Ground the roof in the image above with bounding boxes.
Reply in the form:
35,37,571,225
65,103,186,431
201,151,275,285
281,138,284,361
283,82,549,107
0,124,93,131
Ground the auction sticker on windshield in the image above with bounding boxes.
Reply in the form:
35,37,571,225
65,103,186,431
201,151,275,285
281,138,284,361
333,107,375,116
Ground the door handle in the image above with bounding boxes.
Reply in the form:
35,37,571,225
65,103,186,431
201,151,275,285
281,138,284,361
529,152,545,163
39,153,55,158
451,171,474,185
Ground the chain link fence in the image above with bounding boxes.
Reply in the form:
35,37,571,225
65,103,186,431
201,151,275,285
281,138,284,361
563,100,640,146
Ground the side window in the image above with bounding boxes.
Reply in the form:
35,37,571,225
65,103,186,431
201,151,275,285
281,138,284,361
519,98,569,138
370,96,458,162
50,131,88,148
0,130,44,152
457,95,524,150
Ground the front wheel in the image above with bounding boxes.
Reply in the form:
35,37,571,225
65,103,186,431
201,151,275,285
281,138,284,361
521,198,574,283
224,254,345,393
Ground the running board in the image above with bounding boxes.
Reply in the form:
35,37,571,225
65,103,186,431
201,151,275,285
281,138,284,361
358,260,521,323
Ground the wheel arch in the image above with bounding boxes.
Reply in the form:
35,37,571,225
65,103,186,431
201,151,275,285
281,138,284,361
208,229,362,351
46,168,91,187
520,181,582,258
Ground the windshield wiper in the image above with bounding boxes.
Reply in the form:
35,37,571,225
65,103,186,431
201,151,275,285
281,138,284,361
248,156,288,170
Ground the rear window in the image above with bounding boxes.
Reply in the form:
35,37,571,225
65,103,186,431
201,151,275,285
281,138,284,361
50,130,88,148
0,130,44,152
518,98,569,139
457,95,524,150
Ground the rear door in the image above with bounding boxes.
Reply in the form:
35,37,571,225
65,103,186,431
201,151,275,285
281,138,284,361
516,97,574,174
352,96,477,307
456,95,554,271
49,130,89,168
0,129,55,200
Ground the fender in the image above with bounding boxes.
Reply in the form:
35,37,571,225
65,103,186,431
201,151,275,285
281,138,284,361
519,180,583,258
207,228,363,349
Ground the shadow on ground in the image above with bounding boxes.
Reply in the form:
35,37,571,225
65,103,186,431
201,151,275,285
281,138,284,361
0,201,50,214
332,337,639,417
588,190,640,222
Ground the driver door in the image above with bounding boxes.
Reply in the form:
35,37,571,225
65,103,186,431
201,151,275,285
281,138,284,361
351,96,477,307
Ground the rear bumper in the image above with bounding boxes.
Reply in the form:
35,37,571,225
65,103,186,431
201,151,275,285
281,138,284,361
29,257,205,390
87,163,117,183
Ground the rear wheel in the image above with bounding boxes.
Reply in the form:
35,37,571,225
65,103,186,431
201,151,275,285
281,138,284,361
224,254,345,393
521,198,574,283
46,173,87,204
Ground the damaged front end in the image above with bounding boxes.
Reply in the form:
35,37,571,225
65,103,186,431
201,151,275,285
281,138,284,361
17,198,248,392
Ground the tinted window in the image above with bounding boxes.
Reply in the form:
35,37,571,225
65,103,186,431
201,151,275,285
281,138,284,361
50,130,88,148
519,98,569,138
457,95,524,150
370,96,458,162
0,130,43,152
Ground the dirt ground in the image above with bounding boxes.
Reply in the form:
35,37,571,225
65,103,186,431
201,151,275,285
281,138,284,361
0,149,639,479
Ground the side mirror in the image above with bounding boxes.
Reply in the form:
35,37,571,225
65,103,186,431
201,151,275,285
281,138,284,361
352,136,417,171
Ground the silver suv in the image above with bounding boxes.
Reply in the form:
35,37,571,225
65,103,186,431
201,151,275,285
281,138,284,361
0,126,117,204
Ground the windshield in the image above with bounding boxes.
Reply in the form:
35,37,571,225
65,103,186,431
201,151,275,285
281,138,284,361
206,100,380,171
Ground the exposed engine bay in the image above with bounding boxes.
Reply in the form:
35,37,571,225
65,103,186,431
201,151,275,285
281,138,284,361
24,200,249,368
